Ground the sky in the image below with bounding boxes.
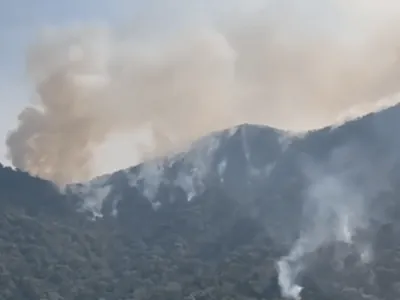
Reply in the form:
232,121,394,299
0,0,264,168
3,0,400,182
0,0,145,166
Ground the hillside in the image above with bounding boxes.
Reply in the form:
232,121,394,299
0,163,287,300
1,104,400,299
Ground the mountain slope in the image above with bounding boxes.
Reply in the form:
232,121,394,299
1,104,400,299
68,103,400,299
70,103,400,246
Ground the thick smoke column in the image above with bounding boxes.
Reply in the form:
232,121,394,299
7,0,400,184
6,27,113,185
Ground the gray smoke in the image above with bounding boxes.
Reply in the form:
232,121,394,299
6,0,400,185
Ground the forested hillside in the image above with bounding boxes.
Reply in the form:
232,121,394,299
1,105,400,300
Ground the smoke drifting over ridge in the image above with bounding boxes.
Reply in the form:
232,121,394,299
6,0,400,185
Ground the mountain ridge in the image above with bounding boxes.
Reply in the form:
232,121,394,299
1,104,400,299
68,102,400,221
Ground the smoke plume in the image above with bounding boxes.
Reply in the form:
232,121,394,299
276,145,390,299
6,0,400,185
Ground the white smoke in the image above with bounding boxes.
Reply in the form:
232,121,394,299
173,134,221,200
276,146,382,299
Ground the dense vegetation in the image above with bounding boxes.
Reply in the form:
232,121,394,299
0,164,287,300
1,161,400,300
2,106,400,300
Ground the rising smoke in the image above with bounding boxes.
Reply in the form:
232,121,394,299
6,0,400,185
276,144,390,299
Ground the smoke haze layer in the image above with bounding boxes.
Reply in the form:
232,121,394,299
6,0,400,185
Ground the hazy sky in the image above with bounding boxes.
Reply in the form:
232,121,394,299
0,0,137,165
3,0,400,181
0,0,266,167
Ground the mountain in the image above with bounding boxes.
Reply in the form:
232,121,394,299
71,102,400,216
2,104,400,299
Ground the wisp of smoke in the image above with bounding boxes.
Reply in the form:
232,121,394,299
276,145,387,299
277,176,365,299
6,0,400,185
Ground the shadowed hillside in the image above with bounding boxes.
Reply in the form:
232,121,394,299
1,105,400,299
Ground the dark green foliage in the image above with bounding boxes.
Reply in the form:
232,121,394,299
1,162,400,300
0,164,288,300
2,104,400,300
